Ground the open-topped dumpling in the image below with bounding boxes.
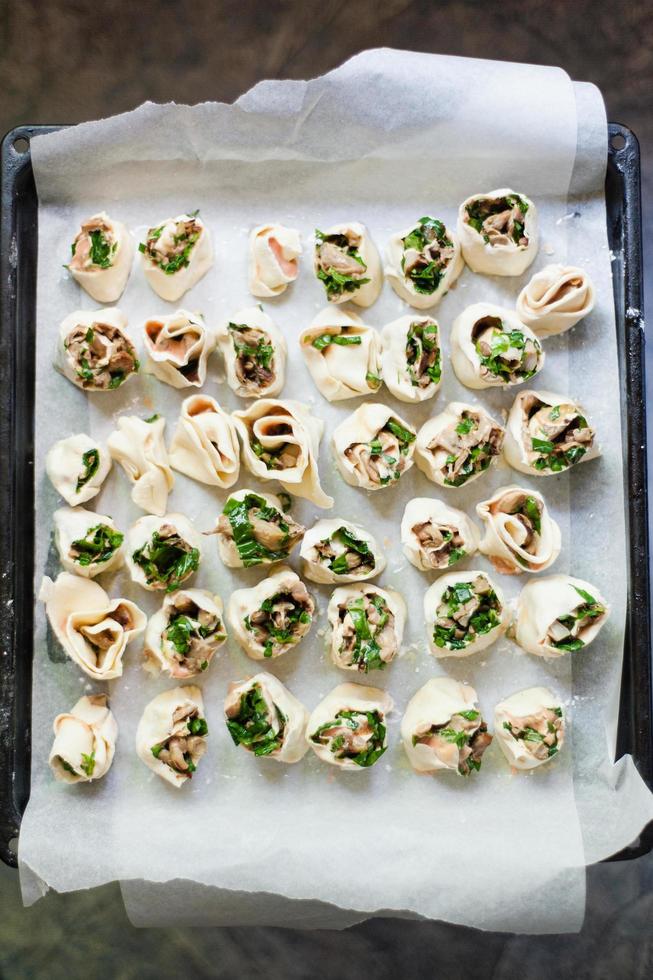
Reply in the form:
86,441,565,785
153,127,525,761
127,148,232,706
228,566,315,661
327,583,406,673
53,506,124,579
225,673,309,764
299,307,382,401
56,308,139,392
216,306,286,398
143,310,215,388
504,389,599,476
458,188,538,276
306,683,392,770
168,394,240,488
46,433,112,506
513,575,609,657
300,518,384,584
450,303,544,389
476,485,560,575
139,211,212,301
136,686,209,788
126,513,202,592
233,398,333,508
400,498,480,572
401,677,492,776
144,588,227,678
313,222,382,307
49,694,118,784
425,570,509,658
39,572,146,680
249,223,301,297
517,264,595,337
214,489,304,568
415,402,504,489
384,216,463,309
67,212,133,303
380,315,442,403
495,686,565,770
108,414,174,516
332,403,416,491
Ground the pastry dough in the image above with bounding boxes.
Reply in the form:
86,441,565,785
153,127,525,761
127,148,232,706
45,433,112,506
53,506,125,579
216,306,286,398
108,414,174,516
380,315,442,403
224,672,309,763
457,188,538,276
450,303,544,389
168,394,240,488
384,216,463,309
313,222,382,307
214,488,304,568
400,497,480,572
306,683,392,770
56,307,139,392
327,583,406,672
494,686,565,769
49,694,118,784
249,223,301,297
424,569,509,658
136,686,209,788
332,402,416,491
67,212,133,303
300,518,385,584
143,309,215,388
299,307,382,402
139,212,212,301
401,677,492,775
228,565,314,661
415,401,504,489
144,588,227,678
503,389,600,476
126,513,202,592
517,264,595,337
39,572,146,680
476,485,560,575
513,574,609,657
233,398,333,508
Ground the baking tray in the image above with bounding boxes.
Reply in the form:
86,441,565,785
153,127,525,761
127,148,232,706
0,123,650,870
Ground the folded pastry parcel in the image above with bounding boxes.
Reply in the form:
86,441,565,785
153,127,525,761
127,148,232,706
327,583,406,673
67,211,133,303
228,565,315,661
216,306,287,399
144,588,227,678
384,215,463,308
306,683,393,770
457,187,538,276
56,308,139,392
49,694,118,784
225,672,309,763
136,686,209,788
143,309,215,388
139,211,212,301
313,222,382,307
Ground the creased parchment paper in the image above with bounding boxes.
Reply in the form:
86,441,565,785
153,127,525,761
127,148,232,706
19,49,653,933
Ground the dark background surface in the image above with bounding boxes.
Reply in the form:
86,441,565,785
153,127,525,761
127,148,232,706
1,0,652,977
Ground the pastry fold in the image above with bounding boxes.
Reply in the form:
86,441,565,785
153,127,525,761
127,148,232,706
49,694,118,784
306,683,393,769
517,264,595,337
332,402,416,491
494,686,565,769
108,414,174,516
45,433,112,506
249,223,301,297
143,309,215,388
513,574,609,657
415,401,504,489
136,686,209,788
384,216,463,309
476,485,561,575
300,518,384,584
228,565,314,661
313,222,382,307
424,569,509,658
144,588,227,678
216,306,286,398
327,583,406,672
450,303,544,389
215,489,304,568
126,513,202,592
400,497,480,572
504,389,599,476
457,188,538,276
139,212,212,301
168,394,240,488
299,307,382,402
225,672,309,763
56,308,138,392
380,315,442,403
53,505,125,578
67,212,133,303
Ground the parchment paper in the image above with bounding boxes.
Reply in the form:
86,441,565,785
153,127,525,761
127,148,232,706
18,49,653,933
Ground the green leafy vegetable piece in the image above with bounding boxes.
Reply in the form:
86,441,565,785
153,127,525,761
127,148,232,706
71,523,124,567
131,532,199,592
75,448,100,493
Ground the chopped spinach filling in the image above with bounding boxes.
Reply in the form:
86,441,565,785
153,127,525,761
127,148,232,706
433,579,501,650
244,592,312,658
70,523,124,567
311,708,387,767
315,228,369,299
75,448,100,493
223,492,292,567
406,320,441,386
88,228,116,268
339,594,391,672
311,331,362,351
401,217,452,295
139,212,201,275
132,531,199,591
228,322,275,369
226,684,286,757
327,526,374,576
465,194,529,245
549,586,605,651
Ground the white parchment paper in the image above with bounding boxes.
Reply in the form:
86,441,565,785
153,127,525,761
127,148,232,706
18,49,653,933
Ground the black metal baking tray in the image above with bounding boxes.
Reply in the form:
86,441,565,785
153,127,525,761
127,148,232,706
0,123,650,870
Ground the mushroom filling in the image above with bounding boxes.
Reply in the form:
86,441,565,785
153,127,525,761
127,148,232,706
472,316,541,383
315,228,370,300
546,585,606,652
150,706,208,776
244,583,314,658
69,217,117,271
490,490,543,566
405,319,441,388
401,217,455,294
64,322,139,390
464,193,530,247
412,521,466,569
413,709,493,775
336,593,396,672
132,525,200,592
248,416,300,471
225,683,286,757
434,410,504,487
314,526,375,577
503,706,563,760
218,492,305,566
78,604,136,667
345,418,416,486
433,576,502,651
162,595,226,673
524,398,595,472
228,322,276,391
145,319,202,382
75,449,100,493
310,708,387,767
69,523,124,569
139,212,202,274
